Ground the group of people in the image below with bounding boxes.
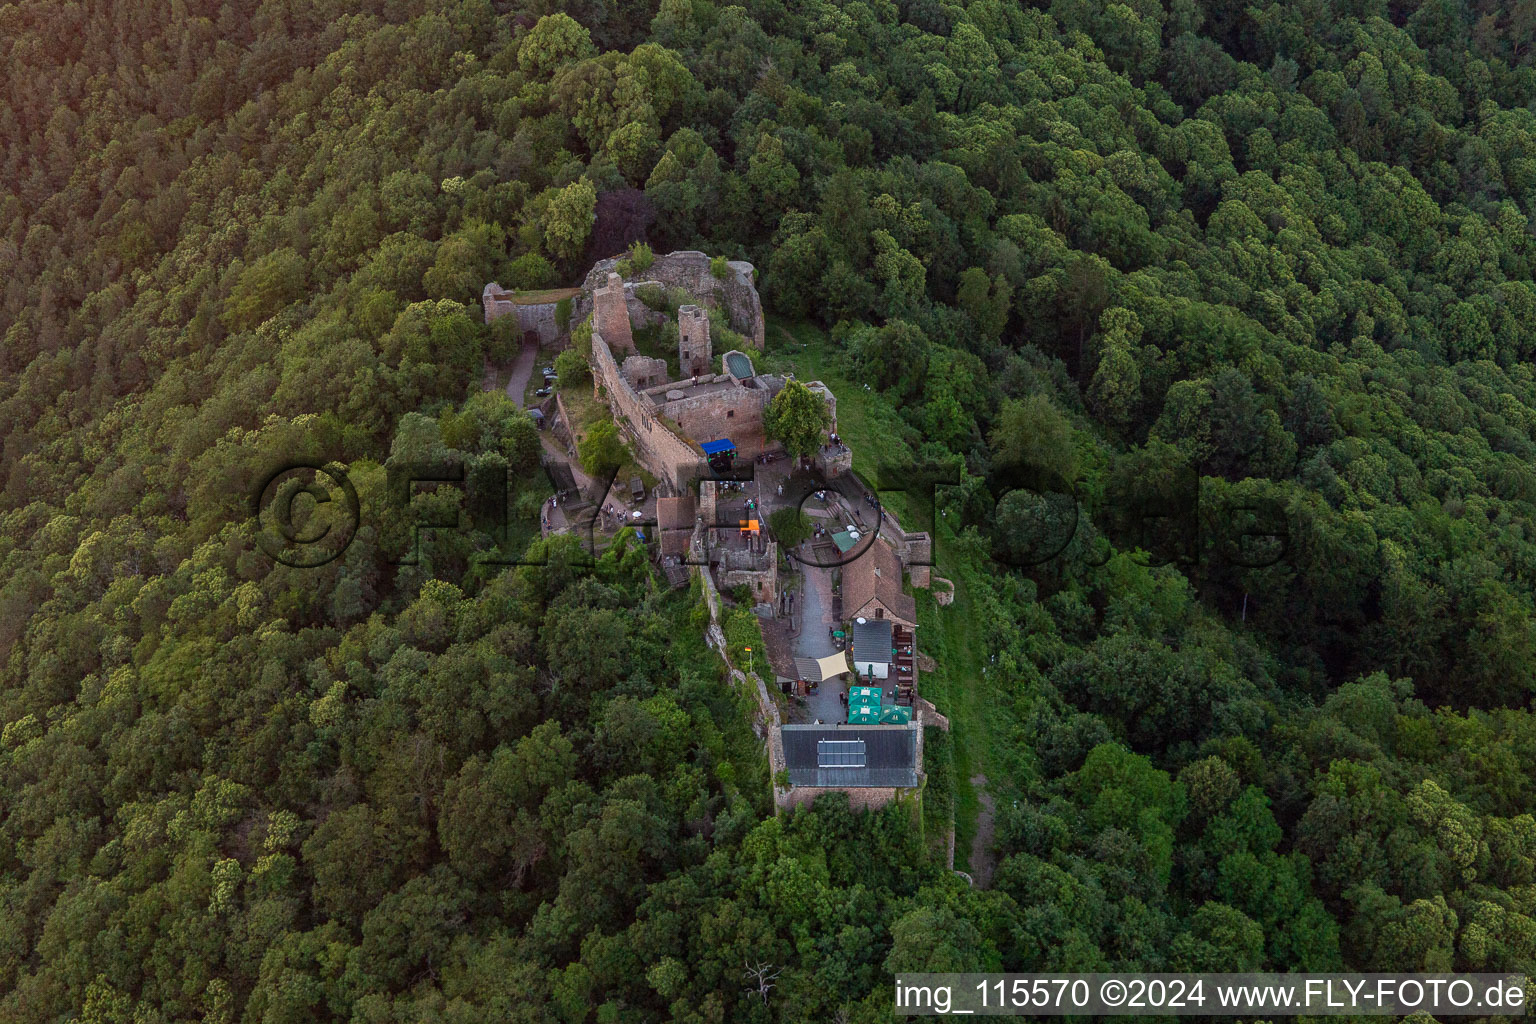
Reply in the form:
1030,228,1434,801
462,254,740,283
542,493,561,533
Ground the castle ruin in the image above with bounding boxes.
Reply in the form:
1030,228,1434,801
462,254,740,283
574,250,766,350
593,272,635,354
481,282,561,343
678,305,712,378
587,271,837,492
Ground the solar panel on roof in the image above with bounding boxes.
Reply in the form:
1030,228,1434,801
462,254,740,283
817,739,866,768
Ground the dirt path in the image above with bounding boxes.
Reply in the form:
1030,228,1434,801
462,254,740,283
968,773,997,887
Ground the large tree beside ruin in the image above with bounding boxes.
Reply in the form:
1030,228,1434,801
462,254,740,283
764,379,831,459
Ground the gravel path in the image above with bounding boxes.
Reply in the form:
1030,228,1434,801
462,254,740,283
505,337,539,406
969,773,997,888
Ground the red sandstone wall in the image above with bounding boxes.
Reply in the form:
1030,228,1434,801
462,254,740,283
590,332,704,491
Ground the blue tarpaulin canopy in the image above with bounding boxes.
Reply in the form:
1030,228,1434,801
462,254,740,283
700,439,737,455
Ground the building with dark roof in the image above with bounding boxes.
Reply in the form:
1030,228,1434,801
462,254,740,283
851,616,893,679
780,724,920,790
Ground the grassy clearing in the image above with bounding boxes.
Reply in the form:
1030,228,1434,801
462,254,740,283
558,367,657,499
511,286,581,305
558,382,609,447
922,726,957,864
915,563,991,866
758,318,919,523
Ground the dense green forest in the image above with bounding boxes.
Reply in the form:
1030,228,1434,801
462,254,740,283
7,0,1536,1019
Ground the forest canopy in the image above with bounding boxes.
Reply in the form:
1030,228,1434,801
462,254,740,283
6,0,1536,1020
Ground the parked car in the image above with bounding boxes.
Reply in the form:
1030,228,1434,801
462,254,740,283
540,367,554,377
535,386,551,397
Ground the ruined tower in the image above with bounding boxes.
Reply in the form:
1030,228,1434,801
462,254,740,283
678,304,712,378
594,272,634,353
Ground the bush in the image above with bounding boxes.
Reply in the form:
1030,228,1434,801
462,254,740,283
616,241,654,277
636,283,668,311
555,296,572,332
572,315,593,358
578,419,627,476
707,305,746,349
710,254,730,279
554,349,588,387
514,486,548,522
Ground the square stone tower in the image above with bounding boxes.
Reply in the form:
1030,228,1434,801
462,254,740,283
678,304,712,378
594,272,635,353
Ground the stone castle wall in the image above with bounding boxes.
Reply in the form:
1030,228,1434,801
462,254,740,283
481,284,561,344
914,696,950,731
657,382,769,457
589,330,705,492
621,354,668,391
718,544,778,604
575,251,765,349
593,273,635,354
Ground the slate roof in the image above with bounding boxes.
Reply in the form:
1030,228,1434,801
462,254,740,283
781,724,920,789
841,537,916,626
851,617,893,666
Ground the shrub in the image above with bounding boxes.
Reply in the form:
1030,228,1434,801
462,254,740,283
616,241,654,277
707,305,746,349
514,486,547,522
636,283,668,311
554,349,588,387
571,315,593,358
487,315,519,363
710,254,730,279
554,296,572,332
